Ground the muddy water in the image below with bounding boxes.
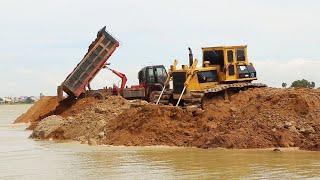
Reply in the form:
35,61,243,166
1,105,320,179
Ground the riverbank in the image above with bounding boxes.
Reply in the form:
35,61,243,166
16,87,320,151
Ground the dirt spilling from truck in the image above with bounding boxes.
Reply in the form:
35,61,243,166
14,96,59,124
24,88,320,151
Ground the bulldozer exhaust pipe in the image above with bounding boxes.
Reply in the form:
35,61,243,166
188,47,193,67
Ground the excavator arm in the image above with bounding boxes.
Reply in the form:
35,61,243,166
104,66,127,93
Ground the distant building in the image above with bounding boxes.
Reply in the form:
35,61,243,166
3,97,13,104
0,96,39,104
18,96,28,102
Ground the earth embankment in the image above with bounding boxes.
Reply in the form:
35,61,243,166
21,88,320,151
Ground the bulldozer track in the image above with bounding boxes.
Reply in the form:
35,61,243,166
204,82,266,93
187,82,267,108
151,82,267,108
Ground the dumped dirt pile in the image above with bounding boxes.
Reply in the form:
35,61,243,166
31,96,132,144
30,115,64,139
14,96,59,123
26,88,320,150
104,88,320,150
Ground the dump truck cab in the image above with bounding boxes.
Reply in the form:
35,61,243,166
202,45,257,83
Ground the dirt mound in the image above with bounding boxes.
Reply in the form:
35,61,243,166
104,88,320,150
103,105,200,146
26,88,320,151
30,115,64,139
54,97,98,117
14,96,59,123
30,96,131,144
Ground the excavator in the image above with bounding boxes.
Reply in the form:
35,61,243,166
153,45,267,107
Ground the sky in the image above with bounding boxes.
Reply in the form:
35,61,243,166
0,0,319,97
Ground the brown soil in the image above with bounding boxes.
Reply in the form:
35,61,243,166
14,96,59,124
30,96,131,142
104,88,320,151
24,88,320,151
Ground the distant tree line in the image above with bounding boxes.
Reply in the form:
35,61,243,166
282,79,317,88
25,97,35,104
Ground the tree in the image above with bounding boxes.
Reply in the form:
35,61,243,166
281,82,287,88
290,79,316,88
25,97,35,104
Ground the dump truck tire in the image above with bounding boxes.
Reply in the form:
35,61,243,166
92,92,105,100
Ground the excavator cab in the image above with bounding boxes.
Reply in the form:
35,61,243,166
202,45,257,83
138,65,167,85
123,65,168,101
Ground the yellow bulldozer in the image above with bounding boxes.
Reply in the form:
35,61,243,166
153,45,266,107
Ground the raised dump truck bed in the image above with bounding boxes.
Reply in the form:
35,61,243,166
60,27,119,98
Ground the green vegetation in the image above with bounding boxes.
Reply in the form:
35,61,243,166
25,97,35,104
291,79,316,88
281,82,287,88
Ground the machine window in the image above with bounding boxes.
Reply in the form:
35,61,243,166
237,49,245,61
197,70,218,83
227,50,233,63
228,65,235,76
203,50,224,69
147,68,155,83
138,69,146,83
155,67,167,83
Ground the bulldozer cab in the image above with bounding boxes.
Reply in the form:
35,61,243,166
202,45,257,82
187,67,219,91
171,65,219,94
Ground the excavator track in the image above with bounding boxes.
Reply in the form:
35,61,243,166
150,90,173,105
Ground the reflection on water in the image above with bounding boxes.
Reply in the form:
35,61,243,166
0,105,320,179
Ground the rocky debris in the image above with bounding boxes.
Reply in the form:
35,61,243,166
88,138,97,146
98,132,105,138
129,99,149,107
30,115,64,139
186,106,205,116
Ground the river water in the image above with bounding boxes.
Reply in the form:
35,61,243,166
1,105,320,179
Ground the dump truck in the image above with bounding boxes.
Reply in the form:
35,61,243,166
57,26,120,101
154,45,267,107
58,26,168,102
